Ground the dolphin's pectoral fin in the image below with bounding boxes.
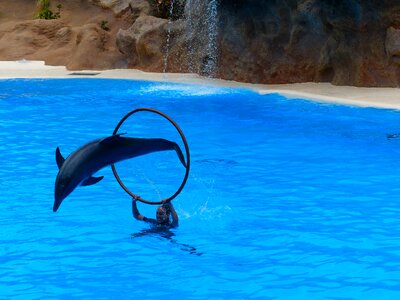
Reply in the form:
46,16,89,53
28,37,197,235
55,147,65,169
173,144,187,168
100,133,126,145
81,176,104,186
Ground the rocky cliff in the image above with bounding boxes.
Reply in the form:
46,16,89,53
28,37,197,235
214,0,400,87
1,0,400,87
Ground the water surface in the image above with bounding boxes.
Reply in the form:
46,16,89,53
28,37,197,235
1,79,400,299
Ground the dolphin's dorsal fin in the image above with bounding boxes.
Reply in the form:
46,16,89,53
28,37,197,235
55,147,65,169
100,133,126,145
81,176,104,186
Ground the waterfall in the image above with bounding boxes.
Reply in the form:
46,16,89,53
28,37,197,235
184,0,197,73
184,0,219,77
203,0,219,77
163,0,176,73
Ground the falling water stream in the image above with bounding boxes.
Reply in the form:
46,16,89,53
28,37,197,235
184,0,197,73
163,0,176,73
163,0,219,77
202,0,219,77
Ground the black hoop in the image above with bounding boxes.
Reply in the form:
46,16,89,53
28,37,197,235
111,108,190,205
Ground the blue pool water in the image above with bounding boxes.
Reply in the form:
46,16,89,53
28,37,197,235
1,78,400,299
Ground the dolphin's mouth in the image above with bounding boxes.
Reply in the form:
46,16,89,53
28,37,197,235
53,190,65,212
54,179,68,212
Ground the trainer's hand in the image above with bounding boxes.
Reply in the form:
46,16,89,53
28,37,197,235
132,195,141,201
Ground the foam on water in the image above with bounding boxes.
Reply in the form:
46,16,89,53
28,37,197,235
134,82,235,97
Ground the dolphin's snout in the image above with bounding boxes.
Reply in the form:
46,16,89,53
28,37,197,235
54,181,67,212
53,201,61,212
53,192,64,212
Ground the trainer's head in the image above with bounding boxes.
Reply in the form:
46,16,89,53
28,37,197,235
156,206,170,224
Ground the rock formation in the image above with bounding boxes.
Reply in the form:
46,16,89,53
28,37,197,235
1,0,400,87
101,0,400,87
0,0,127,70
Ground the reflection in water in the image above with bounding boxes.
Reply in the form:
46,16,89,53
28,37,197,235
131,227,203,256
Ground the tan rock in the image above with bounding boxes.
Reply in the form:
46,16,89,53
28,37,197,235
1,0,400,86
92,0,150,17
116,16,168,69
0,0,128,69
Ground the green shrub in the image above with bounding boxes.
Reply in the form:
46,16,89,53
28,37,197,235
35,0,62,20
100,20,110,31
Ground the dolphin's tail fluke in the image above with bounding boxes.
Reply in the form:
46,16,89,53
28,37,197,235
172,143,187,168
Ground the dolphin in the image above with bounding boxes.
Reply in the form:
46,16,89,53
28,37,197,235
54,134,186,212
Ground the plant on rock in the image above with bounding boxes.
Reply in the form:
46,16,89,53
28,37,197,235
35,0,62,20
100,20,110,31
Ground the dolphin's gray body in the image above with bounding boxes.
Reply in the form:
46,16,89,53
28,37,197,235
54,134,186,212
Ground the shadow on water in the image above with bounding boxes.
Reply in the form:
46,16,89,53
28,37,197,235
387,133,400,139
131,227,203,256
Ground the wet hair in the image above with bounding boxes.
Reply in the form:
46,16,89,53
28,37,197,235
159,205,171,216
